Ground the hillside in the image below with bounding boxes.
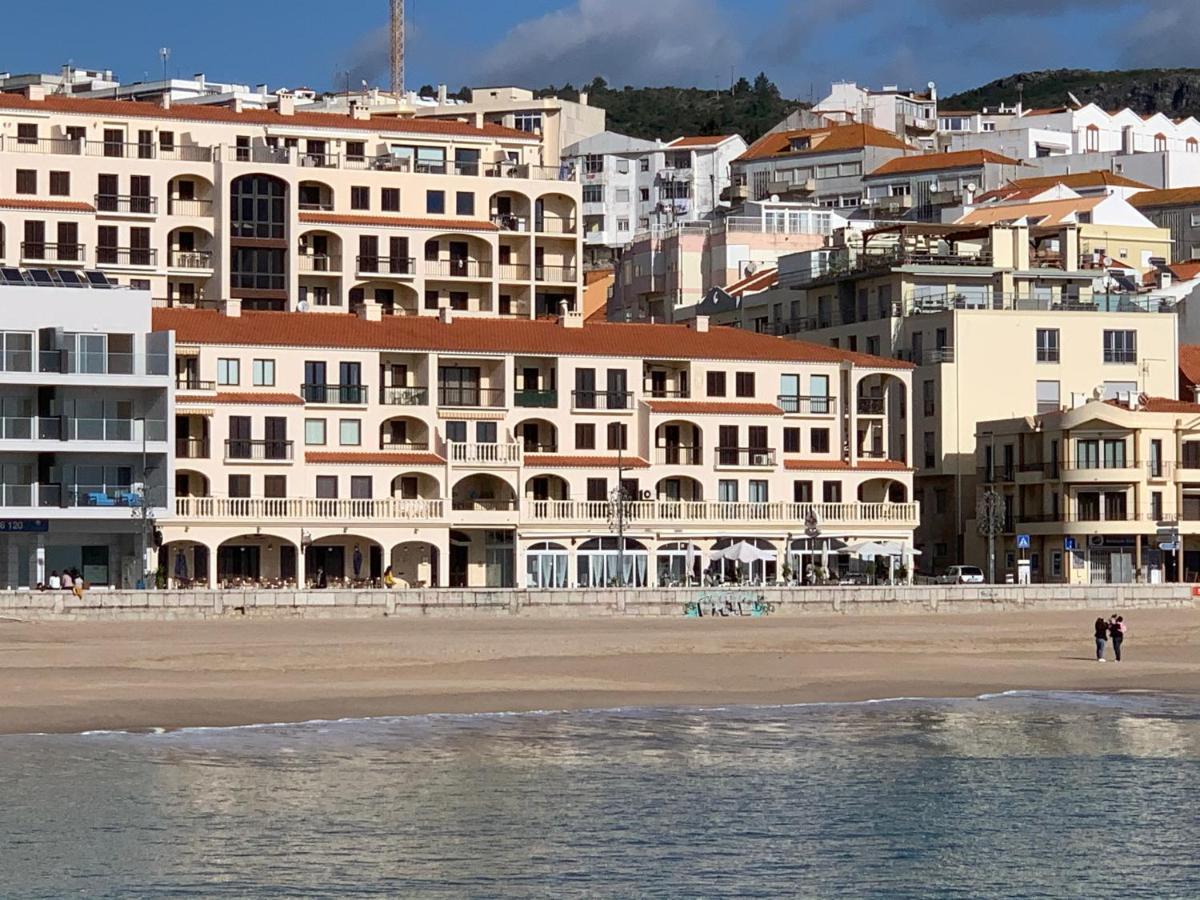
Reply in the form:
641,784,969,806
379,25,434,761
943,68,1200,119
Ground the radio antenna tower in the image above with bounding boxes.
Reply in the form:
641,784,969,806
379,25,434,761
390,0,405,99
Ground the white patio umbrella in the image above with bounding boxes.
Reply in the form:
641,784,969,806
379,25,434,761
719,541,776,563
845,540,921,560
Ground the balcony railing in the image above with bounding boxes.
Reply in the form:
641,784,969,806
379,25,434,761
535,217,578,235
168,250,213,270
447,441,523,465
176,496,445,521
0,482,154,510
497,263,532,281
97,247,158,267
655,445,703,466
379,386,429,406
302,384,368,405
2,136,83,155
357,255,415,275
35,350,169,376
715,447,777,467
168,198,214,217
535,264,577,283
20,242,85,263
643,383,690,399
425,259,492,278
572,390,632,411
857,397,886,415
526,500,920,526
86,140,213,161
452,497,519,512
176,438,210,459
0,416,166,442
438,386,506,408
379,437,431,452
224,439,294,461
491,214,528,232
95,194,158,215
778,395,836,415
514,389,558,408
176,377,216,392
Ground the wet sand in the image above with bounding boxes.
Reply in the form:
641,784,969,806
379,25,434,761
1,608,1197,734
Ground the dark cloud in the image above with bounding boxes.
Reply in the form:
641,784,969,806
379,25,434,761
931,0,1126,17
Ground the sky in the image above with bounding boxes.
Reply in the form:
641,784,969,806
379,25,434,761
1,0,1191,100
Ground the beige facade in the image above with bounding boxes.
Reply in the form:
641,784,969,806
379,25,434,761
974,396,1200,584
157,306,916,589
0,90,582,318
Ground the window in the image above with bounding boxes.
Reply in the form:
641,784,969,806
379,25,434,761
513,112,543,133
923,379,936,417
823,481,842,503
382,188,400,211
217,358,240,386
1036,328,1060,363
575,423,596,450
346,140,365,162
316,476,338,499
456,192,475,216
816,164,839,179
1151,491,1164,522
230,174,286,239
583,185,603,204
706,371,727,397
793,480,813,502
718,480,739,502
346,475,373,500
640,157,650,172
16,123,37,145
587,478,608,502
783,427,801,453
1036,380,1061,414
228,475,251,499
617,218,630,232
424,290,440,310
1150,439,1163,478
351,186,370,210
923,432,936,469
607,422,628,451
305,419,327,446
260,475,287,499
449,292,469,311
735,372,755,398
339,419,361,446
745,480,767,503
811,428,830,454
15,170,36,195
49,171,70,196
426,190,445,214
1103,330,1137,364
640,188,650,201
252,359,275,386
445,421,467,443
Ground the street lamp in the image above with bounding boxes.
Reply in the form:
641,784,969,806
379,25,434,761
134,415,152,588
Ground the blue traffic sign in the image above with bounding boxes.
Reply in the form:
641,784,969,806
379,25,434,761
1064,537,1078,551
1016,534,1031,550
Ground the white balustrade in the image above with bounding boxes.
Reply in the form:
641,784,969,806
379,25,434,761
447,441,524,465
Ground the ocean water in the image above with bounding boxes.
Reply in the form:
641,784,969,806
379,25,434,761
1,694,1199,899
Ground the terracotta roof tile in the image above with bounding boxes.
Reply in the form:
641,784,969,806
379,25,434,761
153,309,914,368
305,451,444,465
0,197,96,213
1104,395,1200,414
524,454,650,469
298,212,499,231
1168,262,1200,282
866,149,1022,177
669,135,736,148
0,93,536,141
957,196,1104,228
644,401,784,415
736,123,912,162
1129,186,1200,209
177,391,304,405
1180,346,1200,389
978,172,1153,205
785,459,912,471
724,267,779,297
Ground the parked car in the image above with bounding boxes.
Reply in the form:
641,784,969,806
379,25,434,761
940,565,985,584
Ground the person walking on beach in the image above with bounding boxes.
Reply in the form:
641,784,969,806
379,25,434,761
1094,617,1109,662
1110,615,1127,662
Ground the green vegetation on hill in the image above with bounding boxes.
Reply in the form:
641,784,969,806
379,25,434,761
942,68,1200,120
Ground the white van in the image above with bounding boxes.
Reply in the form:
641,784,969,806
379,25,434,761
940,565,985,584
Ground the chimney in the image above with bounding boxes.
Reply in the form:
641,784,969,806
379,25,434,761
193,73,205,87
232,98,244,113
24,85,46,101
357,301,382,322
1121,125,1134,155
160,93,172,110
690,315,710,333
256,83,268,95
223,298,242,318
439,307,453,324
1158,269,1173,290
1193,385,1200,404
437,83,448,104
560,307,584,328
351,103,371,121
580,91,590,106
277,91,295,116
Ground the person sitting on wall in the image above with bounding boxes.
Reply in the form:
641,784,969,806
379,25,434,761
47,571,61,590
61,570,73,591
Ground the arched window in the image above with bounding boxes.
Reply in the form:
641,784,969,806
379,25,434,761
656,541,702,586
1155,133,1168,152
1188,137,1198,154
231,174,286,238
1085,124,1100,152
527,541,568,588
577,537,648,587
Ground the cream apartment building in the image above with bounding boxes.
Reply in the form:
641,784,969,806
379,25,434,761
974,395,1200,584
733,219,1179,575
156,304,917,589
0,88,583,319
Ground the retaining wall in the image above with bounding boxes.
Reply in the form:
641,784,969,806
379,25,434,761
0,584,1196,621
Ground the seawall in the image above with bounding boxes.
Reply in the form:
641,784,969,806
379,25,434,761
0,585,1196,621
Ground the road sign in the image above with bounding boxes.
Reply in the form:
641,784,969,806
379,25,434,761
1160,542,1179,552
0,519,48,533
1016,534,1031,550
1064,537,1078,551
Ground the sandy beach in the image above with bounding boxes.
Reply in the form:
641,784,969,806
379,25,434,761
1,608,1198,734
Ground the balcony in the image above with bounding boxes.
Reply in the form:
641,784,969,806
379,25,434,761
357,256,415,277
655,445,703,466
857,397,886,415
425,259,492,279
526,500,920,528
87,140,213,162
643,382,690,399
299,254,342,274
491,214,529,232
535,217,578,235
438,386,506,409
35,350,169,377
20,242,85,265
95,194,158,215
379,437,431,453
97,247,158,268
176,377,216,392
2,136,82,155
168,250,213,271
497,263,532,281
572,390,633,412
224,439,294,462
514,389,558,409
778,395,836,415
715,447,777,468
168,198,214,217
176,496,445,521
447,442,523,466
535,264,577,283
176,438,210,459
1,482,150,510
0,416,166,443
302,384,368,405
380,386,429,406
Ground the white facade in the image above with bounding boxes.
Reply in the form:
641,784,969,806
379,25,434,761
815,82,938,146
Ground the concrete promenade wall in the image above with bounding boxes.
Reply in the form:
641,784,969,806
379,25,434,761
0,585,1196,621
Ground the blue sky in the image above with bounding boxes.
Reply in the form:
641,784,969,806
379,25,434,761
1,1,1188,99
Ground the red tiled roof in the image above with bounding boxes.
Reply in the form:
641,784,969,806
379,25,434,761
1104,396,1200,414
0,93,536,141
524,454,651,469
867,149,1022,177
978,170,1153,204
1180,346,1200,389
177,392,303,405
0,197,95,213
154,309,914,368
670,135,735,148
723,267,779,298
1129,186,1200,209
305,452,444,465
644,401,784,415
1168,262,1200,282
784,459,912,471
737,123,912,162
298,212,499,231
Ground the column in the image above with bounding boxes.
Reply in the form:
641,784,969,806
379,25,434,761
207,544,219,589
34,535,45,588
436,533,451,588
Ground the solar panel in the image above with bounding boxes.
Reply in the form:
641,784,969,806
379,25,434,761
84,270,114,288
27,269,55,287
53,269,86,288
0,267,28,286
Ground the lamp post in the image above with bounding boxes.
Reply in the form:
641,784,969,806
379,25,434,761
135,416,151,588
608,444,630,586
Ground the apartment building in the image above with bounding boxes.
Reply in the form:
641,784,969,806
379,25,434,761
0,275,173,589
156,304,916,589
813,82,938,148
611,202,842,322
563,131,747,266
0,88,583,319
731,123,914,211
1129,187,1200,261
725,220,1180,574
974,395,1200,584
861,150,1027,221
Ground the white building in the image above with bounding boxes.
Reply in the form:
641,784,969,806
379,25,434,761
0,274,173,589
814,82,938,148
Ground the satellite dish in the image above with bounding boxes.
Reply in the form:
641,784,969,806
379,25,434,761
770,194,780,203
966,182,978,193
1067,91,1083,108
297,300,311,312
744,261,760,275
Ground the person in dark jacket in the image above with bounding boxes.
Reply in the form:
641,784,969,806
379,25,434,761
1094,617,1109,662
1110,615,1127,662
